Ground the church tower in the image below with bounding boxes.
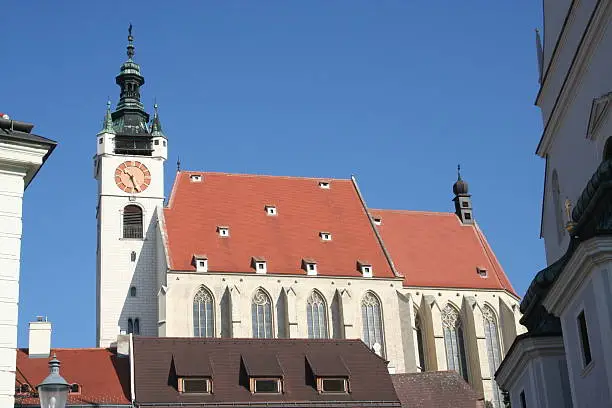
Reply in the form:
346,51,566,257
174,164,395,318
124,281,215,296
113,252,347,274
95,26,167,347
453,165,474,224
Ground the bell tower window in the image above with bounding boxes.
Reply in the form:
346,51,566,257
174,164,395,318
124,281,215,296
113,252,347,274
123,205,143,238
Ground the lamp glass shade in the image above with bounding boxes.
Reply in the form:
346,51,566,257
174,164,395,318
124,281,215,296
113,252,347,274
38,384,69,408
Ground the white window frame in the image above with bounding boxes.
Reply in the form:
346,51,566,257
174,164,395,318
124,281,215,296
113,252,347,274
195,258,208,272
319,181,330,189
316,377,348,394
190,174,202,182
320,232,332,241
179,377,212,394
217,226,230,237
255,261,267,274
249,378,282,394
306,263,317,276
265,205,277,216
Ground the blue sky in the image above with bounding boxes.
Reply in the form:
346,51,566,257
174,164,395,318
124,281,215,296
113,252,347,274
3,1,544,347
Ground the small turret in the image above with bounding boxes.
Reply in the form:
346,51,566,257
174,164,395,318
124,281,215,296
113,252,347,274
453,165,474,224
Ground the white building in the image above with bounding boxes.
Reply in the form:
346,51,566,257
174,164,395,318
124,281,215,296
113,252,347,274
496,2,612,407
0,114,55,407
97,29,523,407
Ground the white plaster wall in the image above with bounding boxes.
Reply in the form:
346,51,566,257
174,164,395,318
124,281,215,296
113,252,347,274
539,0,598,124
542,0,574,75
0,141,50,408
559,263,612,407
96,147,166,347
540,2,612,264
507,354,572,408
0,170,24,408
161,269,522,403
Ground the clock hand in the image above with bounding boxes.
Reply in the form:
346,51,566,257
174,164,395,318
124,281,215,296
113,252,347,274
128,173,139,191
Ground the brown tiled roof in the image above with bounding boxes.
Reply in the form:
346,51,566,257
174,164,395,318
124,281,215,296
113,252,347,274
391,372,484,408
370,209,517,295
163,172,395,278
133,337,400,407
14,348,131,406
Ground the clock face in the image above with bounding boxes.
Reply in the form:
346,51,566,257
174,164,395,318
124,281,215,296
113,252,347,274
115,161,151,193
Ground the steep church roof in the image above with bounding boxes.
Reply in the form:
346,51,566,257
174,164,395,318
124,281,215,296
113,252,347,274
163,171,395,278
369,209,516,295
162,171,516,296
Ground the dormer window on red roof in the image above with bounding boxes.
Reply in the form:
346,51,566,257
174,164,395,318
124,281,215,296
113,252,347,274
319,232,332,241
265,205,277,216
190,174,202,182
318,181,330,189
252,257,267,274
357,261,373,278
302,258,318,276
217,226,229,237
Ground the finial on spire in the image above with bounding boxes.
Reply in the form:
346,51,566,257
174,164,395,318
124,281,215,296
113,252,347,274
127,23,135,60
177,157,181,172
457,164,462,180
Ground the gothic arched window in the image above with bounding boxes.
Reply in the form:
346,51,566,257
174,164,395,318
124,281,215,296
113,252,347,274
123,205,143,239
307,290,328,339
127,318,133,334
134,318,140,335
252,289,273,338
415,310,427,372
551,170,564,242
127,318,140,335
483,306,504,408
441,304,468,380
361,291,384,356
193,286,214,337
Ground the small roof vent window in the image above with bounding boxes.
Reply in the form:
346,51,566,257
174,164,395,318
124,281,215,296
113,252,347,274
319,181,330,189
320,232,332,241
69,383,81,394
357,260,373,278
372,217,382,226
302,258,318,276
193,255,208,272
265,205,277,216
252,257,267,274
217,226,230,237
476,267,488,278
190,174,202,182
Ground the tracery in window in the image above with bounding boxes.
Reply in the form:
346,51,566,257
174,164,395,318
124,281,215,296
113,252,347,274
441,304,468,380
307,290,328,339
252,288,273,338
361,291,384,356
483,306,504,408
193,286,214,337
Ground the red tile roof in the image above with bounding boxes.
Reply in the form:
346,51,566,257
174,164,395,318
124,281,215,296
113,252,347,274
391,371,484,408
163,172,395,278
369,209,516,295
14,348,131,406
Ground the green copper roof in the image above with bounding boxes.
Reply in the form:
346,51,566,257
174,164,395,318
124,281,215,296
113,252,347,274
98,100,116,135
151,103,165,137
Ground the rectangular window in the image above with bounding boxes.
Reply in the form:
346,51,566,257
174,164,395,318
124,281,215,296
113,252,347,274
318,378,347,393
98,137,103,144
180,378,211,394
464,212,472,220
154,139,160,145
251,378,281,394
520,390,527,408
577,310,592,366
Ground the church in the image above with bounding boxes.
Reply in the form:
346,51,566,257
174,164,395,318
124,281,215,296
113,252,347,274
95,29,522,407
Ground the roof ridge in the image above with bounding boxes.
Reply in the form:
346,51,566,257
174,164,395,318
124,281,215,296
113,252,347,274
177,170,353,182
370,208,455,216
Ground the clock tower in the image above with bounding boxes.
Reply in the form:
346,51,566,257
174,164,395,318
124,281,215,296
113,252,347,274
94,27,167,347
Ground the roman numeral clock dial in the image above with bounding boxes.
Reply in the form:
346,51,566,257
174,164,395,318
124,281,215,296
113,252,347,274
115,161,151,193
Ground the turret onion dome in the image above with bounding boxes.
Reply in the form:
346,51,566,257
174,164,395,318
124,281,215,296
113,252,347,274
453,165,469,195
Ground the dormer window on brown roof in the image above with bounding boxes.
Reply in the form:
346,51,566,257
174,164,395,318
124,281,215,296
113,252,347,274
242,352,284,394
307,354,350,394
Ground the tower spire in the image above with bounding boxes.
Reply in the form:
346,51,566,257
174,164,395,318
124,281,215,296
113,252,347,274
98,100,115,135
111,24,149,135
452,165,474,224
151,102,165,136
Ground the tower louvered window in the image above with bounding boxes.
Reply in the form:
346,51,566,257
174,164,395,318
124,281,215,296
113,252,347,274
361,291,384,356
442,304,468,380
307,291,328,339
483,306,504,408
193,286,214,337
252,289,273,338
123,205,143,238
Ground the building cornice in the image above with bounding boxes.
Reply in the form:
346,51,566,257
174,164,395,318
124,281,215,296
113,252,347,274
536,0,608,157
495,334,565,390
543,236,612,315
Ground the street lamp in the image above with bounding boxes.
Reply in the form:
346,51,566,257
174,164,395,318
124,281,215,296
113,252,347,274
37,354,69,408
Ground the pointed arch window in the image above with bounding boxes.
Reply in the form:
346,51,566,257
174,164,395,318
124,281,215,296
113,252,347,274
441,304,468,380
551,170,564,242
414,310,427,372
307,291,328,339
127,318,140,335
483,306,504,408
123,205,143,238
361,291,384,356
252,289,273,338
193,286,214,337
